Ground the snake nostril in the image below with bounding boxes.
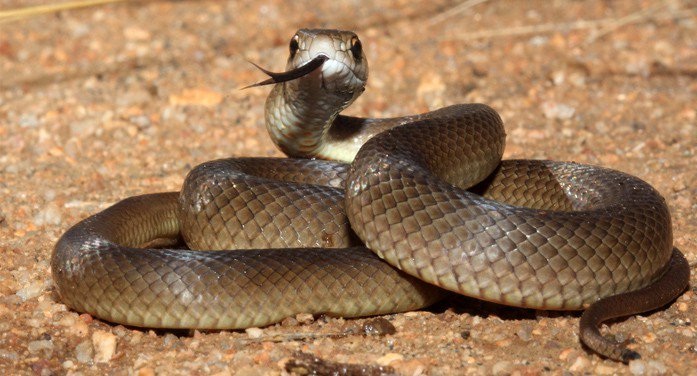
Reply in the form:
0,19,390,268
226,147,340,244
350,36,362,60
289,35,300,58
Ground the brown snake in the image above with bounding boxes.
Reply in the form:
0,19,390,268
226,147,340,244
52,29,689,363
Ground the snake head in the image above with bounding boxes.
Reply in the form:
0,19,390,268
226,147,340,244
245,29,368,103
287,29,368,98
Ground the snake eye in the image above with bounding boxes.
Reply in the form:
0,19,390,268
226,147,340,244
289,35,300,58
349,36,362,60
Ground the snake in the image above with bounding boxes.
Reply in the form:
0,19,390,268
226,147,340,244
52,29,690,363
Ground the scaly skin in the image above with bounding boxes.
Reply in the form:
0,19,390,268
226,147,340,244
52,29,689,363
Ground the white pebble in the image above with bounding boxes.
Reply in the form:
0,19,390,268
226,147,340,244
27,339,53,355
492,360,513,375
62,360,75,370
625,59,650,77
16,280,45,301
594,364,616,375
647,360,667,374
629,360,646,375
245,327,264,339
551,70,565,86
19,113,39,128
43,189,57,201
541,101,576,120
75,340,93,364
33,203,62,226
0,349,19,361
376,352,404,366
26,318,42,328
69,118,100,137
12,269,32,285
57,314,76,327
68,319,90,337
92,330,117,363
528,36,549,46
515,326,532,342
568,355,590,372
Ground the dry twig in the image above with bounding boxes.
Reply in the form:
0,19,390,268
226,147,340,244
583,2,671,44
0,0,130,24
426,0,490,26
441,4,697,42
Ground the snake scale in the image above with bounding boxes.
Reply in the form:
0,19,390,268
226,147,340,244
52,29,689,363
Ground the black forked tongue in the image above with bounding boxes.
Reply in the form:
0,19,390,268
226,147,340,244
242,55,329,89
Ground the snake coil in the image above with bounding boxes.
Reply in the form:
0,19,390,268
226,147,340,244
52,29,689,363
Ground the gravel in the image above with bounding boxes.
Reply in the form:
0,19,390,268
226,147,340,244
1,0,696,374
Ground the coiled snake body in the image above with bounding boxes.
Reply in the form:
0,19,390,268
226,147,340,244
52,29,689,362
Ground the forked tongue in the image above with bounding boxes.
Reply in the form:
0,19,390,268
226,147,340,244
242,55,329,89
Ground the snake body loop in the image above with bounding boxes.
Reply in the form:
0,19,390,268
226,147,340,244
52,29,689,363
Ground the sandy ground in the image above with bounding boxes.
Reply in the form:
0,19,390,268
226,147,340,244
1,0,696,374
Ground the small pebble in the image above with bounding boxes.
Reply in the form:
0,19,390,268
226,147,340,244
646,360,667,374
363,317,396,336
594,364,616,375
672,180,687,192
551,70,566,85
79,313,94,324
295,313,314,325
376,352,403,366
280,316,299,326
132,353,151,369
137,367,156,376
67,318,89,337
112,325,130,338
27,339,53,355
245,327,264,339
515,325,532,342
163,333,180,347
392,358,427,376
629,360,647,375
123,26,151,41
75,340,93,364
541,101,576,120
131,115,152,129
69,118,100,137
16,280,45,301
92,330,117,363
641,332,657,343
62,360,75,370
625,59,650,77
161,107,187,123
568,72,586,87
33,203,62,226
491,360,513,376
19,113,39,128
568,355,590,372
528,36,549,46
340,321,363,335
0,349,19,361
26,318,42,328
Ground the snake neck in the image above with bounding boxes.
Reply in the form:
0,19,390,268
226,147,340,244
264,83,447,163
265,79,367,162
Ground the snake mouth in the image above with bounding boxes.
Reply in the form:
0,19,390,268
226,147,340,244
243,55,329,89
